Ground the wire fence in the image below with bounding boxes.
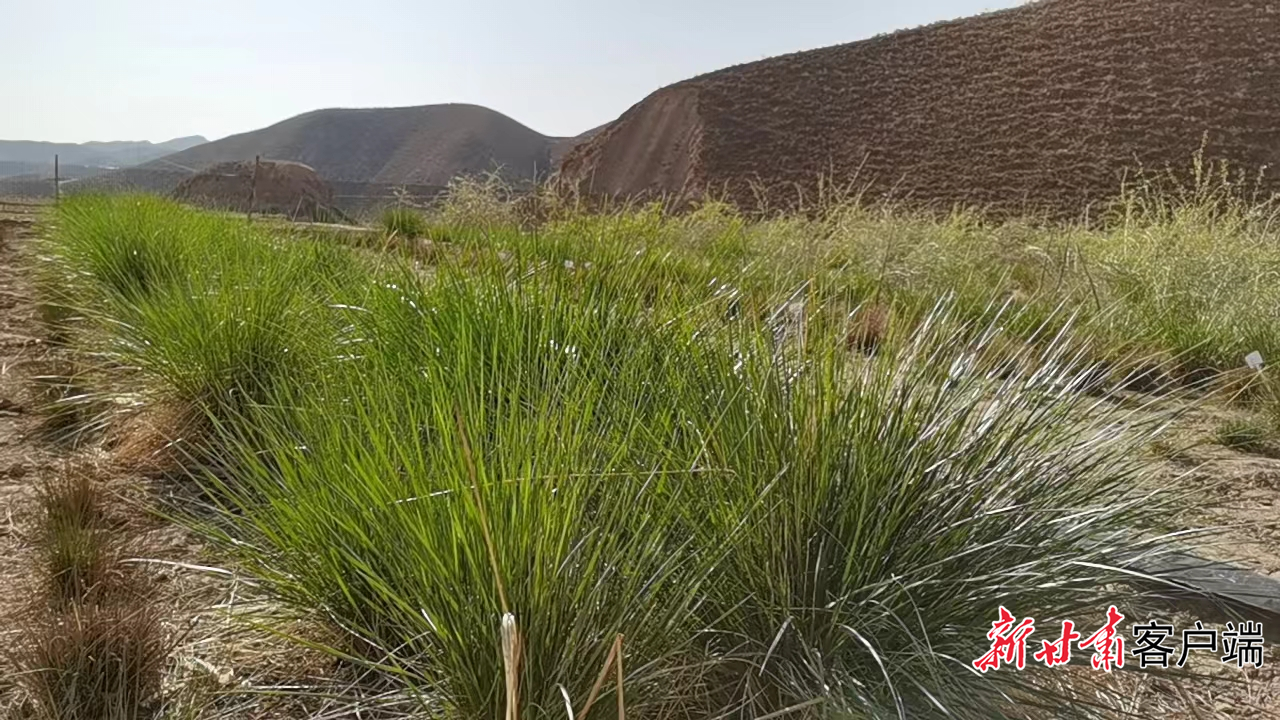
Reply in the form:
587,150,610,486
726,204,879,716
0,151,447,220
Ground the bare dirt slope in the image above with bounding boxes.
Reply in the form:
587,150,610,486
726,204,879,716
560,0,1280,216
173,160,338,221
148,104,568,186
550,123,611,166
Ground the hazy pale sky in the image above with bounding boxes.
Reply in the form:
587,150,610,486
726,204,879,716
1,0,1025,143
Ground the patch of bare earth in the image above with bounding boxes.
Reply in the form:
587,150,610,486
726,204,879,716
1094,401,1280,718
0,199,58,712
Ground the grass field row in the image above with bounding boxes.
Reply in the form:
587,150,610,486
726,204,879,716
25,187,1280,718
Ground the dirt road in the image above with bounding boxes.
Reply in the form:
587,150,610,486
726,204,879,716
0,199,58,711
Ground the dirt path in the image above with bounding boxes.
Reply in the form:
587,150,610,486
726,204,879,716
0,200,60,711
1127,405,1280,718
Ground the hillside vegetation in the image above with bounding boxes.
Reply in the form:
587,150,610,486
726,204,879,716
17,174,1280,718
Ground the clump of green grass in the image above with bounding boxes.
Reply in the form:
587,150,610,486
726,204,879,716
35,472,121,605
1215,416,1280,458
378,205,431,239
37,195,193,306
36,196,367,462
111,256,318,414
684,306,1183,717
197,261,721,718
186,243,1188,719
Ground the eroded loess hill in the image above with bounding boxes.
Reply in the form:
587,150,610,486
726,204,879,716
172,160,339,221
559,0,1280,216
149,104,568,186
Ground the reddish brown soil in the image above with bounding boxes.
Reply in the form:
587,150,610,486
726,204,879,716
559,0,1280,216
173,160,337,220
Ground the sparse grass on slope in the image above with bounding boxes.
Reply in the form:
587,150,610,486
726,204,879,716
9,468,171,720
35,472,117,604
15,604,168,720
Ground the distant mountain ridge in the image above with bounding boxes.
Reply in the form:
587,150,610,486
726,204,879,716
0,106,607,209
0,136,207,175
146,105,582,186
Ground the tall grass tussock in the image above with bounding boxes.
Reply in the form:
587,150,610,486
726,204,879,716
30,180,1280,718
35,195,361,468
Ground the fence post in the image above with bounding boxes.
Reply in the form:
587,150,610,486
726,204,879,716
54,154,60,203
247,155,261,222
